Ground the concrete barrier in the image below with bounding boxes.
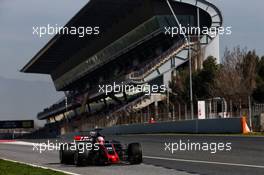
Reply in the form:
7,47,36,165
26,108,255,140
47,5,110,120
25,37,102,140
99,117,243,135
61,118,243,139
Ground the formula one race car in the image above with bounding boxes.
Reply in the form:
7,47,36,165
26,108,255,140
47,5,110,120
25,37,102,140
59,130,143,166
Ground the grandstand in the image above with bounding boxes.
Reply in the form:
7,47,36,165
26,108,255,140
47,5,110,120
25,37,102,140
22,0,222,135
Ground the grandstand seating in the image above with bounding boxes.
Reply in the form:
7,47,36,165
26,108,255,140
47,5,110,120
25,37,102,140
22,0,223,135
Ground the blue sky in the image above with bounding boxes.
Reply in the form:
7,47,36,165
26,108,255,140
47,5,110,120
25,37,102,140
0,0,263,82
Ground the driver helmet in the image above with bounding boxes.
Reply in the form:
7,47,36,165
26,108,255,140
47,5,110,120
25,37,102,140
97,136,105,145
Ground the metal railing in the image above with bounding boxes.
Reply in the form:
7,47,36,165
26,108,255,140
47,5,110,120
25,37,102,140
111,94,151,114
253,103,264,116
128,36,198,81
129,39,184,79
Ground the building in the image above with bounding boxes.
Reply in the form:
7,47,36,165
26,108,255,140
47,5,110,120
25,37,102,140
21,0,222,134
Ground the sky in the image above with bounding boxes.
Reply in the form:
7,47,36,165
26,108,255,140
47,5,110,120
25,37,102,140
0,0,88,82
0,0,263,123
210,0,264,56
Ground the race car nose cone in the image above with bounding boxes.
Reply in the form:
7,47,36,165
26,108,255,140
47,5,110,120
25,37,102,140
110,155,119,163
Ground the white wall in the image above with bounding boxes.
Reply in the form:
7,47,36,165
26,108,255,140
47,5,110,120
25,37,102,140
203,35,220,63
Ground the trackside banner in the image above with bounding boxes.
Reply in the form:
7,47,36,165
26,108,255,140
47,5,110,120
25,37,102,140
0,120,34,129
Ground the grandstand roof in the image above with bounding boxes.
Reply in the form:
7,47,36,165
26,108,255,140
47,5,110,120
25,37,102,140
21,0,222,75
21,0,144,74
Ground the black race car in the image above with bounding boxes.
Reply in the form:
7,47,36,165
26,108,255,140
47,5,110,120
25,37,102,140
59,130,143,166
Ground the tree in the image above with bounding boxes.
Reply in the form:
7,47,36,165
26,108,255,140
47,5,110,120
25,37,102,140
253,56,264,102
193,56,218,99
170,67,189,103
170,56,218,102
213,47,257,104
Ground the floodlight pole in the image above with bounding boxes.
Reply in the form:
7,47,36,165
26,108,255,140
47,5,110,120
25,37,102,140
166,0,194,120
188,35,194,120
65,96,68,112
248,95,252,129
64,92,69,122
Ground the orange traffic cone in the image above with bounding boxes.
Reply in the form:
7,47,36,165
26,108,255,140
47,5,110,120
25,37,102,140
241,117,251,134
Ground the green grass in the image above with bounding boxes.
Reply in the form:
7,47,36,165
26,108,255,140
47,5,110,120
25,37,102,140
244,132,264,136
0,159,67,175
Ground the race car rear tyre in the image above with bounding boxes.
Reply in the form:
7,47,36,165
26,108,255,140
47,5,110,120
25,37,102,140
60,144,74,164
128,143,143,164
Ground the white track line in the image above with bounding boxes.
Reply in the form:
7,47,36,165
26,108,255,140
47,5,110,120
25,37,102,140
0,157,80,175
0,141,35,146
135,134,264,138
144,156,264,169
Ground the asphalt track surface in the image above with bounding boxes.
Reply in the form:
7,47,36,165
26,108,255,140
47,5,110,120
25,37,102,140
0,134,264,175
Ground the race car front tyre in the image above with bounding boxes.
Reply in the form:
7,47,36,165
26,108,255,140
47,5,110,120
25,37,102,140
128,143,143,164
